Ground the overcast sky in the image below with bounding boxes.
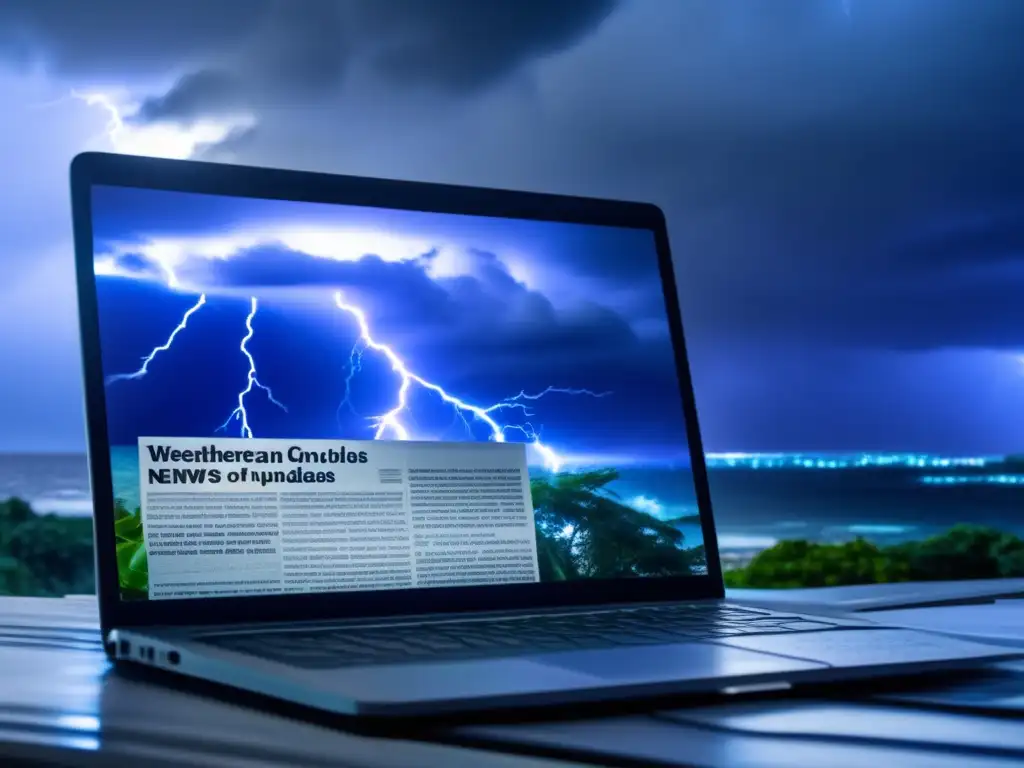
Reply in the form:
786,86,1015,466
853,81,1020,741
1,0,1024,454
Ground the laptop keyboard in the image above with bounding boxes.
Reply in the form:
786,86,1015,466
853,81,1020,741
199,604,845,669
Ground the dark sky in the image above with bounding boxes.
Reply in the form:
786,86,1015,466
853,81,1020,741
93,185,690,466
1,1,1024,454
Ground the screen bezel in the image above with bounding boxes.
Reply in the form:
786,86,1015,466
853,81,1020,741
70,151,725,630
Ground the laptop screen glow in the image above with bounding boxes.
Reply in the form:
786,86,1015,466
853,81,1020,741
90,184,705,601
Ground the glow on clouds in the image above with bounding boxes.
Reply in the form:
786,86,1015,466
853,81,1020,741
73,90,254,161
94,226,518,294
76,89,553,297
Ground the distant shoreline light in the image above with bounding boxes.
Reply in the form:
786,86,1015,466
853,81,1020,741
920,474,1024,486
704,452,999,470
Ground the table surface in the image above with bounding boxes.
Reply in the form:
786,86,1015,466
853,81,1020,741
2,587,1023,767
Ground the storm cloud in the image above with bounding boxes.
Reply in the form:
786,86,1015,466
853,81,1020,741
2,0,620,123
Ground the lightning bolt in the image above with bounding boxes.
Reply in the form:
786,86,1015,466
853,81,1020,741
336,340,367,423
73,88,253,160
106,294,207,384
333,292,606,471
102,292,286,439
218,297,287,438
71,90,127,149
489,387,611,417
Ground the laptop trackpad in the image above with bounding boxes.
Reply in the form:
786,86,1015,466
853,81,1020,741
717,629,1013,666
537,642,826,683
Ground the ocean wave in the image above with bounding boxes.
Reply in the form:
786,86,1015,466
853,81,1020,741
845,524,915,535
627,494,664,516
717,534,778,551
31,495,94,516
622,493,700,522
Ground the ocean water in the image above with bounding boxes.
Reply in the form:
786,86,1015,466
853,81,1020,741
704,464,1024,555
0,453,93,516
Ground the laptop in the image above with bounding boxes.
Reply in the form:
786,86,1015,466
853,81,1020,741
70,151,1019,718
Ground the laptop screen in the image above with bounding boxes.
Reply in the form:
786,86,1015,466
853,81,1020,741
90,184,706,601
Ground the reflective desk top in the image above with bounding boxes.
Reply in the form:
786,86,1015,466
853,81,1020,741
2,591,1023,767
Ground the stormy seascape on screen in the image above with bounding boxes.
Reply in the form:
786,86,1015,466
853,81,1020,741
92,185,706,599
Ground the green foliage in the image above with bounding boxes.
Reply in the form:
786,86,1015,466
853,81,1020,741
0,495,149,599
531,469,705,579
114,498,148,599
666,514,702,526
0,496,95,597
724,524,1024,589
723,538,900,589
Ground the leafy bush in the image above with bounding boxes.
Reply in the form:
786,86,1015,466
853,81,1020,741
531,469,705,580
0,496,94,596
724,524,1024,588
113,498,148,599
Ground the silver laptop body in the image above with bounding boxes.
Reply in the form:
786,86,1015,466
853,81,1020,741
71,152,1019,718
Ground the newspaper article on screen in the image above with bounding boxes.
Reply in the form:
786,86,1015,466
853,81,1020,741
137,437,540,600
